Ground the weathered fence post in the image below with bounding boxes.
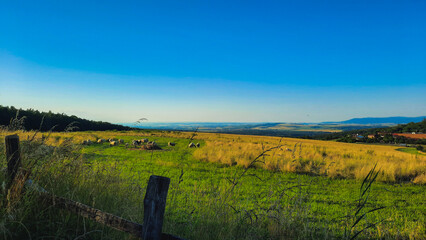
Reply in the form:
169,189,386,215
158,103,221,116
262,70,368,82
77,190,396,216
5,135,21,188
142,175,170,240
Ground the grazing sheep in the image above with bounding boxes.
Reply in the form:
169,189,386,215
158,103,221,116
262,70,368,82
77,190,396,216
196,143,200,148
97,139,106,143
82,140,87,145
132,140,140,146
188,142,196,148
142,142,162,150
119,139,124,144
86,140,92,145
141,138,149,143
110,141,118,146
168,142,175,146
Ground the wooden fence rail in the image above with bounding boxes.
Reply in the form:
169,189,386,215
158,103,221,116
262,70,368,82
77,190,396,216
4,135,185,240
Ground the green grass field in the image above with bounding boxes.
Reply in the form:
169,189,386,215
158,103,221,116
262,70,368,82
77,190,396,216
1,130,425,239
396,147,426,155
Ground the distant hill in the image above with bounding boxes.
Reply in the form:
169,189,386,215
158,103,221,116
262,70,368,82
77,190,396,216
0,105,133,132
326,116,426,125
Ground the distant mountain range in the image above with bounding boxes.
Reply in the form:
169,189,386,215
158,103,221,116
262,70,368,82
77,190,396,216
324,116,426,125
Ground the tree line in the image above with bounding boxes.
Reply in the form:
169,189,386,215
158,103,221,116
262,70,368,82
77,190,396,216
311,119,426,145
0,105,133,132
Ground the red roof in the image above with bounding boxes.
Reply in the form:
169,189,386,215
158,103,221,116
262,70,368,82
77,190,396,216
392,133,426,139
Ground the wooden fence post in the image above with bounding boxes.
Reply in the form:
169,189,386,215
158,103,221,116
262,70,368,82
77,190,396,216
142,175,170,240
5,135,21,188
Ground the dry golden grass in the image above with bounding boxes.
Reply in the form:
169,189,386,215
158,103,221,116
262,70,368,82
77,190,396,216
190,133,426,183
2,130,425,183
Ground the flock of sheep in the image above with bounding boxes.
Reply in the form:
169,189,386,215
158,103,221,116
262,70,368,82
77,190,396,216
81,138,201,149
81,138,124,146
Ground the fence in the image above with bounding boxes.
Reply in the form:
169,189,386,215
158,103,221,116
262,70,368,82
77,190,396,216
4,134,185,240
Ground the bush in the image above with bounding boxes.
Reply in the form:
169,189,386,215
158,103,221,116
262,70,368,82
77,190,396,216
416,145,424,152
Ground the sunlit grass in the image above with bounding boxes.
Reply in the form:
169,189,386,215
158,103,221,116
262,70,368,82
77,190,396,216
190,133,426,184
1,129,425,239
4,129,425,184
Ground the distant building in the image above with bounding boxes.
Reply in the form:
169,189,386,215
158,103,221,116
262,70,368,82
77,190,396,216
353,134,364,140
377,132,388,137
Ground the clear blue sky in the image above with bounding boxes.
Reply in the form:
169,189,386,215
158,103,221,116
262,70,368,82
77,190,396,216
1,0,425,123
